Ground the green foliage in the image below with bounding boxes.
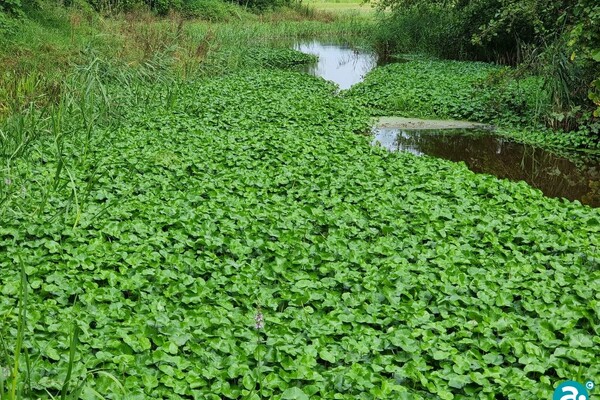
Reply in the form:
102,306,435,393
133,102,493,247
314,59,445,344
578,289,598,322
246,47,317,68
373,5,465,59
497,125,600,152
0,0,28,42
0,4,598,398
471,0,563,48
1,61,600,399
345,60,543,125
85,0,290,13
374,0,600,125
149,0,184,14
474,0,598,127
0,12,19,42
374,1,513,62
591,79,600,117
78,0,137,13
532,37,592,132
569,0,600,117
228,0,290,11
375,0,563,64
0,0,25,16
182,0,240,20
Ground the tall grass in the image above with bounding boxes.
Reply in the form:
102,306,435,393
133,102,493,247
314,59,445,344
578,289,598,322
0,0,371,223
0,4,371,117
372,5,468,61
1,3,371,119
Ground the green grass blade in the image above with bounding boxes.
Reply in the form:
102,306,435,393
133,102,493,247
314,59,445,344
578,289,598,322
60,322,79,400
95,371,126,394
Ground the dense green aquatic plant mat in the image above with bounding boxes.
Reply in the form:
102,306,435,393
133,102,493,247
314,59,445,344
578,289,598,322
345,60,600,152
344,60,542,124
1,70,599,399
246,47,318,69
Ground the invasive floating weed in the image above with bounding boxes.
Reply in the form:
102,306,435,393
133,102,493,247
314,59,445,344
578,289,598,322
1,69,598,398
0,263,126,400
344,60,543,124
0,9,597,397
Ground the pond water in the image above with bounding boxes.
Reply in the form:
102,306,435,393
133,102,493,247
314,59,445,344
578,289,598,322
294,41,377,89
373,128,600,207
292,42,600,207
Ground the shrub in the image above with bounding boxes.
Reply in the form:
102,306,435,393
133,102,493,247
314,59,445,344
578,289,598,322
0,0,25,16
182,0,238,20
227,0,291,11
0,12,20,43
374,5,468,60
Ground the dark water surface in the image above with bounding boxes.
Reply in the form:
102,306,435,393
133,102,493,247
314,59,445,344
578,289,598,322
292,42,600,207
294,41,377,89
373,128,600,207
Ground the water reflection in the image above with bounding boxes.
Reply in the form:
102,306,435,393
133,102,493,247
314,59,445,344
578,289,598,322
373,128,600,207
294,41,377,89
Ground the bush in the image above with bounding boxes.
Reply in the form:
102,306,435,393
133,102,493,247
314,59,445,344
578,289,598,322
374,0,536,64
375,0,599,131
374,5,468,60
0,0,25,16
0,12,20,43
85,0,144,13
147,0,183,14
227,0,291,11
84,0,183,14
182,0,238,20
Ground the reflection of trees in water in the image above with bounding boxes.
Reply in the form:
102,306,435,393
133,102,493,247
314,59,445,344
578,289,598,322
335,50,377,75
395,131,600,207
293,41,377,86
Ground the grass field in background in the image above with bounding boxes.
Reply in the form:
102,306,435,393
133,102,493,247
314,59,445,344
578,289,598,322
304,0,378,14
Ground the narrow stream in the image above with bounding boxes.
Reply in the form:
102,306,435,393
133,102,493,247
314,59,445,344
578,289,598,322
293,41,377,90
294,41,600,207
374,128,600,207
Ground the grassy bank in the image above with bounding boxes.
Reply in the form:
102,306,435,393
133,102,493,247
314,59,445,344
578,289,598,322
304,0,376,15
0,1,370,120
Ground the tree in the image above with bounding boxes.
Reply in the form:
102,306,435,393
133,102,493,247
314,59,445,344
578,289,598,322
374,0,599,126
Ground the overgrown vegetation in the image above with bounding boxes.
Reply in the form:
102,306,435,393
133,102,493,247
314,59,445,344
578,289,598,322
346,60,542,124
1,66,599,399
1,0,293,16
0,0,367,120
373,0,600,137
1,1,599,399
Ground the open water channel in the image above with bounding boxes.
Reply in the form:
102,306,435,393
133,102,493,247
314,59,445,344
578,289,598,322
294,41,378,90
294,41,600,207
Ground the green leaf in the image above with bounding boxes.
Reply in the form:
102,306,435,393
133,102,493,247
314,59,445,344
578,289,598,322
281,387,309,400
319,349,336,363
